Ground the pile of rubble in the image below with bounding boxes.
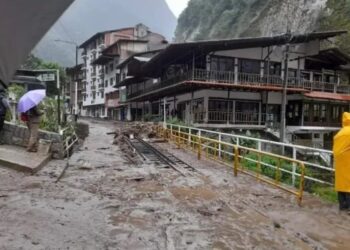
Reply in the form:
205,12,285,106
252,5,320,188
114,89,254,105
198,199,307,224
111,123,159,165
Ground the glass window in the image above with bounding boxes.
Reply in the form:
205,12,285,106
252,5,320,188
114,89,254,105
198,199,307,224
264,62,281,76
210,57,235,71
239,59,261,74
116,73,120,84
332,106,340,121
313,104,320,122
321,104,327,121
303,103,310,122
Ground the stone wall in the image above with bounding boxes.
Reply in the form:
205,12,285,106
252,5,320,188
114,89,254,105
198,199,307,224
1,122,64,159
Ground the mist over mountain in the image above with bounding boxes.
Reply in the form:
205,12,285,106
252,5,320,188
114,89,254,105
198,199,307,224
175,0,328,41
33,0,177,66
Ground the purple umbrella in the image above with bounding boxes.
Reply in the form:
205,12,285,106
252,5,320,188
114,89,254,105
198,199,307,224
18,89,46,113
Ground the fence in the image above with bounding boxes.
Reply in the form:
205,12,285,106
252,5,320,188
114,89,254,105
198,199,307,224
157,124,308,205
159,123,335,200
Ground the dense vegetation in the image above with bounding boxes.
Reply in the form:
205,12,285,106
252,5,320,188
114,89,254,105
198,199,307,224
319,0,350,54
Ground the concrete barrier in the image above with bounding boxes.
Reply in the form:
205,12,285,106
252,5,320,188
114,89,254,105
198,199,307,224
2,122,64,159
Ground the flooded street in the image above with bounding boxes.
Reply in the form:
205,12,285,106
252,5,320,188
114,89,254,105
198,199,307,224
0,119,349,250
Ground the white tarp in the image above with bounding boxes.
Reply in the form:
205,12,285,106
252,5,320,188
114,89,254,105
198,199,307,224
0,0,74,88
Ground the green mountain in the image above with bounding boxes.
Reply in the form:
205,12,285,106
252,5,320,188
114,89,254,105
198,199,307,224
175,0,350,53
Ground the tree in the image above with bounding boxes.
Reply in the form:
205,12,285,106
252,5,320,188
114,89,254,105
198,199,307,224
21,54,67,96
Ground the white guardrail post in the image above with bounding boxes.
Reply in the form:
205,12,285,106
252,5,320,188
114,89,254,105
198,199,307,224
292,147,297,186
218,134,222,158
188,128,192,146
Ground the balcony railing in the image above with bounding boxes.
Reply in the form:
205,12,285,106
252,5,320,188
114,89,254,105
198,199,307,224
98,84,104,89
91,85,96,91
128,69,350,99
193,111,266,125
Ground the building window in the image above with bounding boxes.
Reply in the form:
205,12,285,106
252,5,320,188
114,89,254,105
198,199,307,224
239,59,261,74
313,104,320,122
110,78,114,86
303,104,310,122
105,80,108,87
116,73,120,84
321,104,327,122
105,66,109,74
332,106,340,122
110,63,114,72
264,62,281,76
211,56,235,71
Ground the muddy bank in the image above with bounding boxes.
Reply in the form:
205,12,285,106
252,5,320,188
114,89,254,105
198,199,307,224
0,120,349,249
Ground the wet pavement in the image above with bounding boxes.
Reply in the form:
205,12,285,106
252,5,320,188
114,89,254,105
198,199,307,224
0,119,349,250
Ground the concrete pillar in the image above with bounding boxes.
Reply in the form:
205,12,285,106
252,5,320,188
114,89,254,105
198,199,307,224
232,101,236,124
258,102,262,125
204,96,209,123
127,104,132,121
234,58,239,84
260,61,264,78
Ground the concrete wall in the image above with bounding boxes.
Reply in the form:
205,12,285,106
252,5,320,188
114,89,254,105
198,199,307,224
2,122,64,159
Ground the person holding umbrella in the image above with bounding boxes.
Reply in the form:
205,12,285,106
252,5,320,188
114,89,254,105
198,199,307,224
18,89,46,152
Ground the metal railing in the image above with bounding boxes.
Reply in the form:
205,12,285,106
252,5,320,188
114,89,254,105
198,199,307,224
157,124,305,205
164,123,334,187
194,111,266,125
129,68,349,98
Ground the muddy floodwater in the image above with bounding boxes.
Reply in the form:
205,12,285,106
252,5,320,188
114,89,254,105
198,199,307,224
0,120,349,250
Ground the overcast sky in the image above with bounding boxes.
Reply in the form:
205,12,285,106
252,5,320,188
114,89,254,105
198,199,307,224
165,0,190,17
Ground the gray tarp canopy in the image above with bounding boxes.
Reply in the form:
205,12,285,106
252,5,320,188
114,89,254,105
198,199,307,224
0,0,74,89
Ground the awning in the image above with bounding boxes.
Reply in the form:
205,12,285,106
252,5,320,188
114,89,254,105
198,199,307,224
0,0,74,88
304,91,350,101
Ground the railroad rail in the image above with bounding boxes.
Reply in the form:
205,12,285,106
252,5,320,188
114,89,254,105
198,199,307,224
128,136,198,176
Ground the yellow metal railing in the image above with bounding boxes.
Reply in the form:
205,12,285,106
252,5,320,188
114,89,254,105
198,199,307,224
156,125,305,205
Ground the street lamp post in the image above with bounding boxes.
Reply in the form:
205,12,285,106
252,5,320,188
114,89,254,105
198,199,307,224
54,39,79,120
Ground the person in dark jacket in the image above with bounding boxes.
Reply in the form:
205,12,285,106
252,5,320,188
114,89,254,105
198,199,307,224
26,105,43,152
0,90,10,144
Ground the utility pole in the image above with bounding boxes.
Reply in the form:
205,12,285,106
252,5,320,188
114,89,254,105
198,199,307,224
54,39,79,120
280,42,289,144
57,69,61,126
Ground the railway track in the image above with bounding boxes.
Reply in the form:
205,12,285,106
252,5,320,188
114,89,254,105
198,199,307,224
129,136,198,176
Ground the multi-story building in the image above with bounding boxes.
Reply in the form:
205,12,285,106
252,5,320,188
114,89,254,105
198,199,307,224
79,23,167,118
66,64,84,116
117,30,350,148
